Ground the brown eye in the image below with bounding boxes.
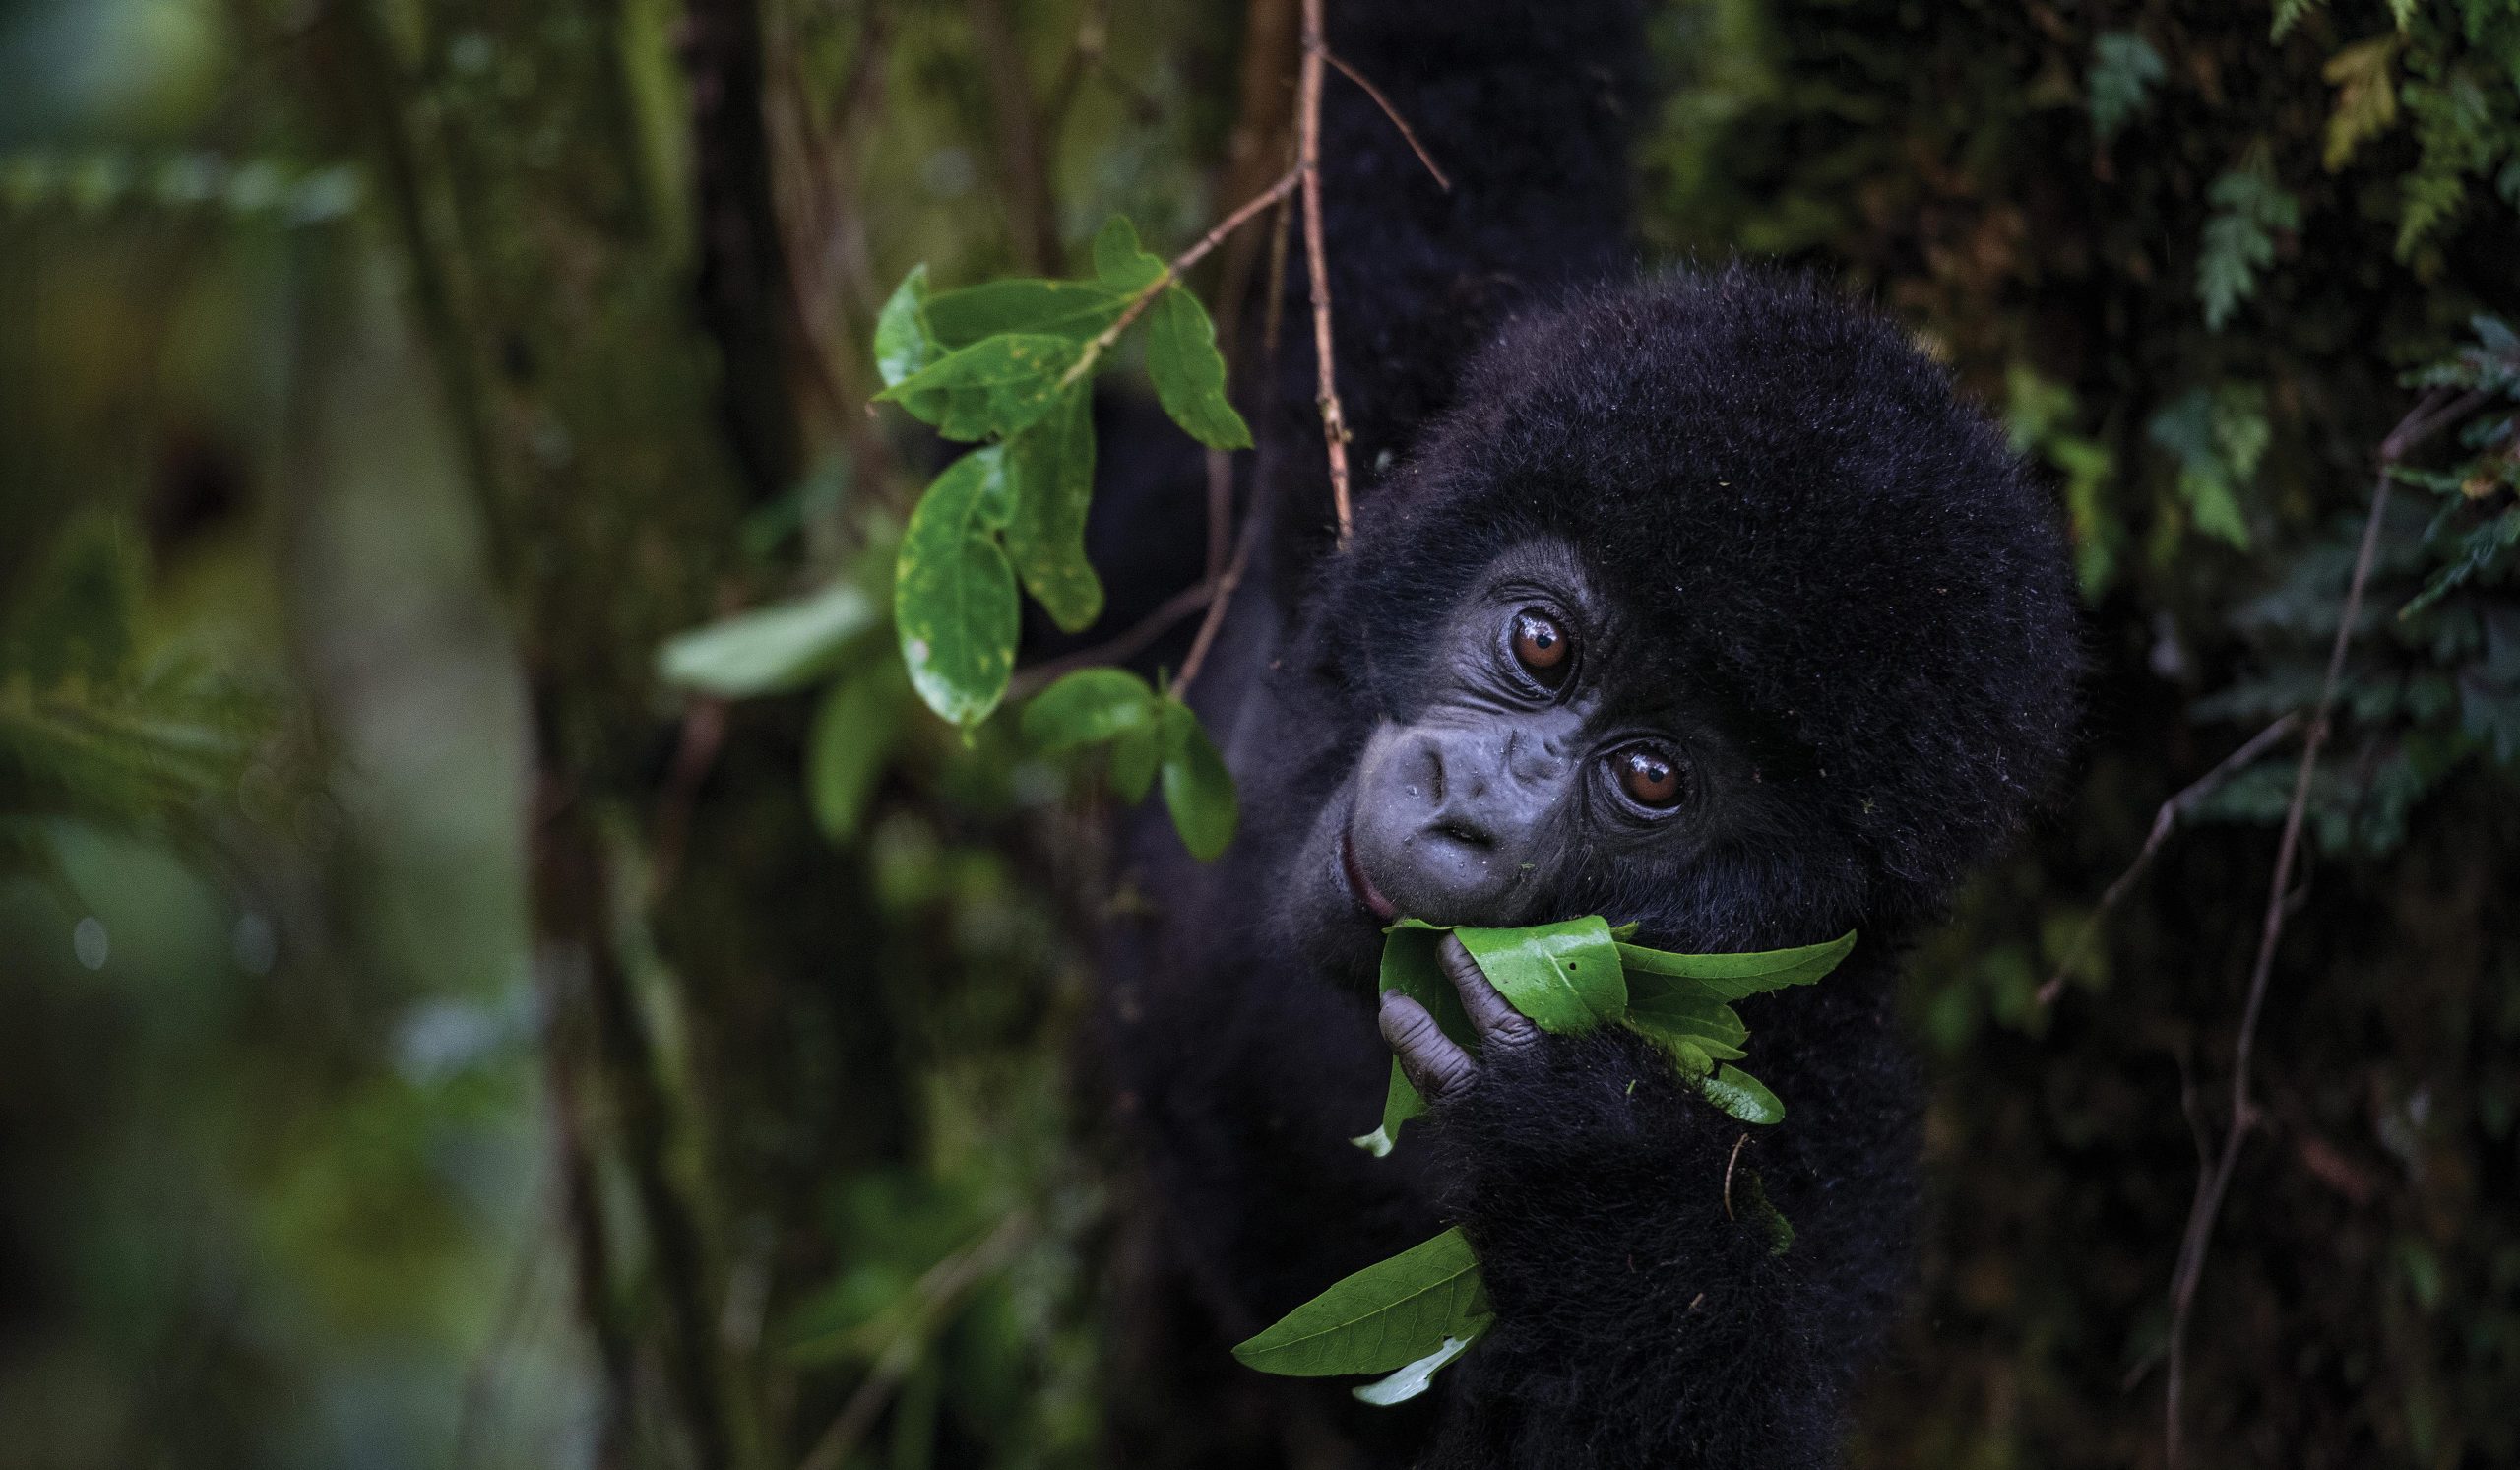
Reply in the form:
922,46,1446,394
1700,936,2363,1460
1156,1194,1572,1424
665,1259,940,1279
1614,747,1686,809
1510,610,1571,684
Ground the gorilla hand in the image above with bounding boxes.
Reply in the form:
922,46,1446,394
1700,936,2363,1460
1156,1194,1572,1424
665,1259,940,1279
1377,934,1540,1103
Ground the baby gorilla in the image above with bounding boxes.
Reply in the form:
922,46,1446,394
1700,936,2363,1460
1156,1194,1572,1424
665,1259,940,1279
1099,270,2082,1470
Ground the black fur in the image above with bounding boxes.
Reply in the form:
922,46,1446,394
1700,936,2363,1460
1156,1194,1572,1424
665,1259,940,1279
1089,2,2081,1465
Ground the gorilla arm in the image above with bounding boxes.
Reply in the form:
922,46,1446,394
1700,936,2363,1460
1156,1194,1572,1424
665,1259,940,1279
1385,937,1920,1470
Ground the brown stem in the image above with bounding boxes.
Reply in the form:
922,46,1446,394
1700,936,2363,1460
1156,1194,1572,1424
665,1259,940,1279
1298,0,1354,544
2037,713,2300,1006
1322,48,1451,190
1056,164,1304,390
1172,475,1266,698
2161,385,2477,1468
968,0,1062,275
1008,581,1214,700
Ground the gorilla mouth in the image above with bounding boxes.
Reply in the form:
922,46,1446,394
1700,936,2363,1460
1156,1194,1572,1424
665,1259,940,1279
1340,826,1399,924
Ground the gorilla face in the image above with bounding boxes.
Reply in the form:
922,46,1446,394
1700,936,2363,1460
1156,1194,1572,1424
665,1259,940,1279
1277,539,1790,979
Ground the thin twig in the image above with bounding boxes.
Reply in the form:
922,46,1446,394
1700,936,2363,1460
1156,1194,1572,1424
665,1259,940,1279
1298,0,1354,544
1056,164,1304,391
1322,48,1451,190
1008,581,1215,700
796,1213,1031,1470
2037,713,2300,1006
2161,386,2477,1468
1172,475,1267,697
1722,1132,1751,1221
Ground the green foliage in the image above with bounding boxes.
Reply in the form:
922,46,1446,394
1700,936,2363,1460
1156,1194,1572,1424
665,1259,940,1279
2148,384,2271,549
2197,156,2303,331
654,583,881,696
1228,1226,1493,1393
2088,32,2167,144
1021,668,1238,859
895,445,1022,727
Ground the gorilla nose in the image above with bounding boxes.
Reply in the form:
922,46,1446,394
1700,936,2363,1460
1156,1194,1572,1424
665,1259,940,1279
1348,723,1557,926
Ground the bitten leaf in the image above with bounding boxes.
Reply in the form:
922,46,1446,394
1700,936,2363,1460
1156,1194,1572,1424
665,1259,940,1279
1003,386,1103,631
894,448,1020,727
1231,1227,1493,1376
1158,697,1237,860
1145,286,1253,450
1455,916,1627,1033
873,264,940,388
878,334,1085,442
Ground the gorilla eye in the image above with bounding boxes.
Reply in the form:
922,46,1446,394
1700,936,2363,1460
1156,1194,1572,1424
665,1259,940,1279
1509,609,1572,686
1612,746,1687,810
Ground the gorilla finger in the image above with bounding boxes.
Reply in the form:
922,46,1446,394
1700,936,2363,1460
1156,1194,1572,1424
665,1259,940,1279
1380,992,1481,1100
1437,935,1540,1052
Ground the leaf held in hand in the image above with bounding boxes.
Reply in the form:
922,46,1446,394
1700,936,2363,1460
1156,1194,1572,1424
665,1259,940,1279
1698,1064,1786,1125
1231,1227,1493,1377
1145,286,1253,450
894,448,1019,727
873,264,940,388
878,334,1085,442
1613,930,1856,1000
1353,1329,1485,1405
1351,926,1476,1155
1003,386,1103,631
1455,916,1627,1033
1158,698,1237,860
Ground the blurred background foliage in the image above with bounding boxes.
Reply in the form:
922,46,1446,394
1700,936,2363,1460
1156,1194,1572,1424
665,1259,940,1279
0,2,2514,1469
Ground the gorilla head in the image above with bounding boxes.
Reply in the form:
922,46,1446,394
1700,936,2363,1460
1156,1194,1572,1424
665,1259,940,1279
1265,268,2083,977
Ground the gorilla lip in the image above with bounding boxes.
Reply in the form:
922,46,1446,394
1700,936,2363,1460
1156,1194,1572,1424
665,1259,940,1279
1340,827,1400,924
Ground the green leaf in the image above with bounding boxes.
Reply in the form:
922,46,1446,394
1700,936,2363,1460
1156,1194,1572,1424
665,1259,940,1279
1353,927,1476,1155
1003,386,1103,632
2196,159,2301,331
894,449,1020,727
1354,1328,1486,1405
1450,917,1626,1033
1231,1227,1493,1377
1021,668,1157,750
1613,929,1856,1001
657,583,880,697
1091,216,1166,290
1734,1168,1795,1256
873,264,940,389
923,279,1130,347
878,334,1086,442
2088,31,2165,144
1144,286,1253,450
1699,1064,1786,1125
1108,724,1163,802
1158,698,1238,860
808,664,908,841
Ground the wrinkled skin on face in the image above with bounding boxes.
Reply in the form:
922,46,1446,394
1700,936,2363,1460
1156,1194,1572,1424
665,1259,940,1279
1278,541,1792,983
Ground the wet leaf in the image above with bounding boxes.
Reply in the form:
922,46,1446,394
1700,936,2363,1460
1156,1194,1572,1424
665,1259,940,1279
1231,1227,1492,1377
1699,1064,1785,1125
894,449,1019,727
1144,287,1252,450
878,334,1085,442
